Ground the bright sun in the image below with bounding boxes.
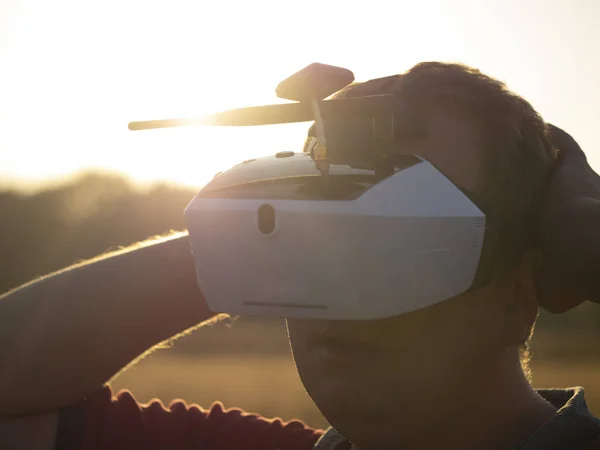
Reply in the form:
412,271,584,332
2,0,599,192
123,121,311,189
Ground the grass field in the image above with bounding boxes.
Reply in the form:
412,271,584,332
110,351,600,430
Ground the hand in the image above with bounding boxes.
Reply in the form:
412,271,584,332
537,124,600,312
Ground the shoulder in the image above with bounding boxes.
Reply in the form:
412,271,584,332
535,388,600,450
0,410,58,450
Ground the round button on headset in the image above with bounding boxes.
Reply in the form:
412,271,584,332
257,204,277,236
275,151,295,158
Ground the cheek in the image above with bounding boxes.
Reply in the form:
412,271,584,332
430,293,505,364
285,319,316,369
376,293,505,373
286,319,313,349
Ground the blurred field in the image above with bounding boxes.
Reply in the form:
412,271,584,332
110,317,600,429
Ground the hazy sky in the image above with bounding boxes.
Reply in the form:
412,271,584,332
1,0,599,191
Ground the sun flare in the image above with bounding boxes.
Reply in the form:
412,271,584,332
1,0,599,191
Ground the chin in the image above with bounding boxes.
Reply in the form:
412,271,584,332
301,373,387,426
313,402,400,449
312,391,424,450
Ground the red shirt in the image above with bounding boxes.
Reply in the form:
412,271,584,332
55,386,324,450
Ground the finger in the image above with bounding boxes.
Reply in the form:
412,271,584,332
536,246,587,313
547,124,588,164
537,278,586,313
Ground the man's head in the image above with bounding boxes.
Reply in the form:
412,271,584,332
287,62,558,445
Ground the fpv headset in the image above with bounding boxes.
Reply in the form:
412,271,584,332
129,63,497,320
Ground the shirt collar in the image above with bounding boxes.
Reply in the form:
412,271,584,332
313,388,600,450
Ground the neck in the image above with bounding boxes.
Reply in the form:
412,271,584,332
353,351,557,450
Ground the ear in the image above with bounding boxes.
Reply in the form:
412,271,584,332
500,250,541,348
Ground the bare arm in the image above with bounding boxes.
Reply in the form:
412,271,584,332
539,196,600,306
0,231,216,417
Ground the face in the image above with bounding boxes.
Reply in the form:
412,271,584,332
287,106,526,443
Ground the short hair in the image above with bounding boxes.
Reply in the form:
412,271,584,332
309,62,557,374
316,62,558,270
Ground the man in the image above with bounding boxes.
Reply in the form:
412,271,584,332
1,62,600,450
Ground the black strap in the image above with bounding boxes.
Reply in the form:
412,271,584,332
54,401,86,450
